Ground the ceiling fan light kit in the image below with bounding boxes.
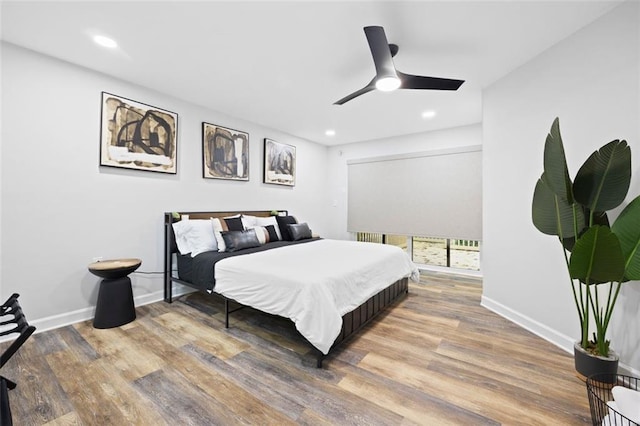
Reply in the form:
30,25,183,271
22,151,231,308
334,25,464,105
375,76,401,91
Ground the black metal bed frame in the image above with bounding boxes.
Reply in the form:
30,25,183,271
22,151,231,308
163,211,409,368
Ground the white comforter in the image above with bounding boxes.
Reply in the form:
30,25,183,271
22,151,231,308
214,239,420,354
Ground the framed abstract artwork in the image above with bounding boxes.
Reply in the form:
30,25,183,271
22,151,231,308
264,138,295,186
202,123,249,181
100,92,178,174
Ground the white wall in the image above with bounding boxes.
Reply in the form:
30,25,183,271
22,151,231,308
0,42,329,331
325,124,482,240
482,1,640,373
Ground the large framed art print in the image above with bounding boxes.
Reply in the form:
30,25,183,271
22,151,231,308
202,122,249,181
263,138,295,186
100,92,178,174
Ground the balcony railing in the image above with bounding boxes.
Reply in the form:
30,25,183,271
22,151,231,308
356,232,384,244
356,233,480,271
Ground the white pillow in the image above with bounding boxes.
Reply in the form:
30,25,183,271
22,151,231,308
211,218,228,252
255,216,282,240
241,214,258,229
172,220,218,256
172,220,193,254
612,386,640,423
188,220,218,257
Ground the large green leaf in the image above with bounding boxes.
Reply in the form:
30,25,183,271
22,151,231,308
612,195,640,281
532,175,584,238
569,225,625,284
543,118,574,202
574,140,631,213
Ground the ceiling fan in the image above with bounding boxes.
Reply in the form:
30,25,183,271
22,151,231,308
334,26,464,105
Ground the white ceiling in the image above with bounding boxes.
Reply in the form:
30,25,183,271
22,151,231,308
0,1,621,145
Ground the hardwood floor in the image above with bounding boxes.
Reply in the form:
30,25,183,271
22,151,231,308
1,272,591,425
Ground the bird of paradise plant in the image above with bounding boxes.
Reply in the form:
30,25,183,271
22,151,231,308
532,118,640,357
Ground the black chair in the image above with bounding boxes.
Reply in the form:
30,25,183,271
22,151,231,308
1,293,36,426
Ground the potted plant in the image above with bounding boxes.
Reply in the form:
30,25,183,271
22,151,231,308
532,118,640,379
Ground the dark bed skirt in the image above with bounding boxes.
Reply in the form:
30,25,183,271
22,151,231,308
318,277,409,367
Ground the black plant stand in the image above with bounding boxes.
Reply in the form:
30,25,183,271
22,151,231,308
89,259,141,329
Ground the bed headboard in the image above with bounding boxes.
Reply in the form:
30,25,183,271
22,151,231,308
166,210,287,222
163,210,288,302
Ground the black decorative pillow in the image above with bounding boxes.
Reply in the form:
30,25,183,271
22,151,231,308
276,215,298,241
224,217,245,232
221,230,261,252
288,223,312,241
265,225,280,242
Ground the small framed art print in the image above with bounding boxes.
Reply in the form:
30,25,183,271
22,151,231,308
263,138,295,186
202,122,249,181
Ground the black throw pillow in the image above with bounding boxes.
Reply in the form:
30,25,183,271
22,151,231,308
265,225,280,242
224,217,245,231
221,230,261,252
276,215,297,241
288,223,312,241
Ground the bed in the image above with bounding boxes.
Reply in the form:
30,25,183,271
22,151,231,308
163,210,419,367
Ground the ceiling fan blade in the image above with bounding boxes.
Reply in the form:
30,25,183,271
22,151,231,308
334,79,376,105
364,26,397,79
397,71,464,91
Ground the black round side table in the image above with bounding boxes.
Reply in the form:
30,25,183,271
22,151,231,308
88,258,141,329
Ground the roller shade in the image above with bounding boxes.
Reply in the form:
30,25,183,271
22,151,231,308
347,146,482,240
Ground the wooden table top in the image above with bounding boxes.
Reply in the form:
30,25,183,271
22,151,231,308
88,258,142,271
88,258,142,279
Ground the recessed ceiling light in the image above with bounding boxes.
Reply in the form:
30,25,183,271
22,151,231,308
325,129,336,137
93,35,118,49
422,110,437,119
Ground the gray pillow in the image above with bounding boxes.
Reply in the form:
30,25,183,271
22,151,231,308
221,230,261,252
288,223,312,241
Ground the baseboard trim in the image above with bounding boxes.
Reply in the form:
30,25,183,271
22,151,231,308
480,295,575,353
481,295,640,378
620,363,640,377
0,286,195,342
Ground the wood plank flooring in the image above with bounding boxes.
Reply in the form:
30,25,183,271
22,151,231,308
1,272,591,425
